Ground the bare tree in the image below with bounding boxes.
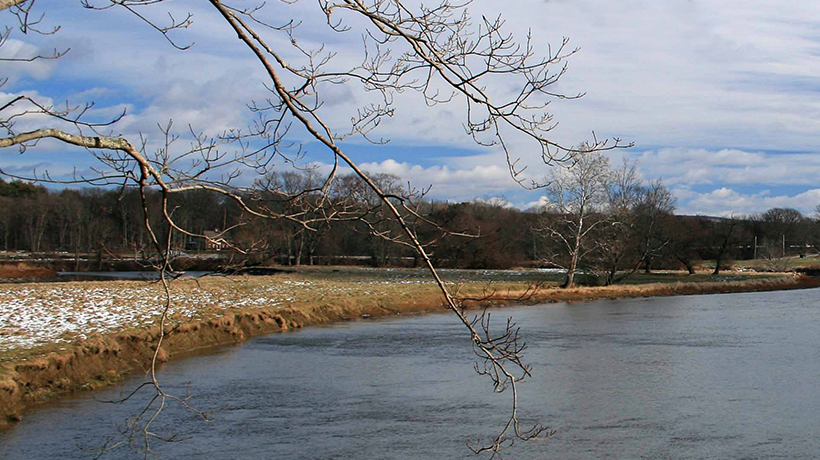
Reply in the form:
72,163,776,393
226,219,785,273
629,179,675,275
760,240,792,272
0,0,630,456
667,216,706,275
760,207,806,257
593,159,641,284
535,145,613,288
710,216,740,276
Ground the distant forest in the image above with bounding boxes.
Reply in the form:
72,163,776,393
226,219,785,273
1,177,818,280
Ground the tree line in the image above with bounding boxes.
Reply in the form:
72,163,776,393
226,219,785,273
1,174,818,279
531,148,820,286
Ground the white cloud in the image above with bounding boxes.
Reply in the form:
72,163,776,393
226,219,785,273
352,159,514,201
0,39,57,85
67,87,114,102
5,1,820,218
521,196,551,212
677,187,820,216
631,147,820,188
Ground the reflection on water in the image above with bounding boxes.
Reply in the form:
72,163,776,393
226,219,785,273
2,288,820,459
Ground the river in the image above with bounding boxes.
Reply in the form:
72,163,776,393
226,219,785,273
2,288,820,459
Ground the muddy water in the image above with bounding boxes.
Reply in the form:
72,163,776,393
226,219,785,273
2,288,820,459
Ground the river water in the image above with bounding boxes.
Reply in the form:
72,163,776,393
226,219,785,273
2,288,820,459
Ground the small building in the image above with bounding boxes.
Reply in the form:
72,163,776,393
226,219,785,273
203,230,227,251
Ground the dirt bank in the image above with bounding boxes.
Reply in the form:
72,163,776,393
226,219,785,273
0,263,57,281
0,287,450,426
1,273,817,426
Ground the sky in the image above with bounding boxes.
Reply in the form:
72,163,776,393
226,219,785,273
3,0,820,216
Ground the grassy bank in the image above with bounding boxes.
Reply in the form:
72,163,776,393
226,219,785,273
1,267,817,425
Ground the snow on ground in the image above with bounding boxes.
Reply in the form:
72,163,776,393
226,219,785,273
0,278,434,354
0,281,293,353
1,285,173,352
0,269,543,355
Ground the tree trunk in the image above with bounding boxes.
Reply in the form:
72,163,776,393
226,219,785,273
295,232,304,266
713,239,728,275
58,221,68,249
676,256,695,275
563,219,584,288
285,232,292,266
605,267,615,286
27,214,37,252
713,246,725,275
643,257,652,274
121,209,129,248
563,243,579,288
73,230,81,271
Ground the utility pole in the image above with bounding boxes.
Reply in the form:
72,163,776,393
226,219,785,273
753,236,757,260
782,234,786,258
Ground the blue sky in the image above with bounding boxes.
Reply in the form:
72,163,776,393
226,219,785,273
3,0,820,216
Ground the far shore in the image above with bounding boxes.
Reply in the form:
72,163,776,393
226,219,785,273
1,267,818,426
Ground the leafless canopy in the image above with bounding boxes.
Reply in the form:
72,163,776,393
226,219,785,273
1,0,629,457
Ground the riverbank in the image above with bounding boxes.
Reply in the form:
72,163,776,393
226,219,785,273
0,263,57,281
1,269,817,425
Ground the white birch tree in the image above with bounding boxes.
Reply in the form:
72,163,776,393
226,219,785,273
536,146,613,288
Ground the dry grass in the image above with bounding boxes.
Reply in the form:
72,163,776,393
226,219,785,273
694,255,820,272
0,267,808,364
733,256,820,271
542,274,815,300
0,271,528,363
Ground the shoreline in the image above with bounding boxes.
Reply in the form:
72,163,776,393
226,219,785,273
1,273,818,426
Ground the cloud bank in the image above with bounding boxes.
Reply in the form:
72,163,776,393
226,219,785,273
2,1,820,216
